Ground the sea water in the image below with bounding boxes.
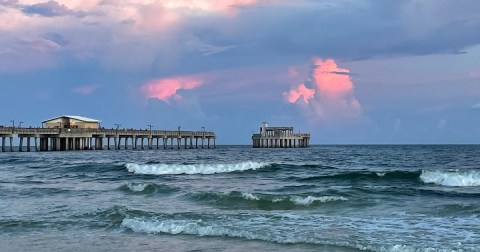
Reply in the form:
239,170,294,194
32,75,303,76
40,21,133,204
1,145,479,251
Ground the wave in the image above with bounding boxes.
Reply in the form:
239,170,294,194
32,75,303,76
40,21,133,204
298,170,421,183
190,191,347,209
125,162,270,175
299,169,480,187
118,183,178,194
289,195,347,205
420,170,480,187
121,216,475,252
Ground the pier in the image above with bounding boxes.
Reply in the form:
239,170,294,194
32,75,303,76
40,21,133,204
0,127,216,152
252,122,310,148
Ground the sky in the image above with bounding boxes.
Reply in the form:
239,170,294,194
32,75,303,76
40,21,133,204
1,0,480,144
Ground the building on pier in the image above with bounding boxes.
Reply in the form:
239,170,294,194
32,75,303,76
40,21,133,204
252,122,310,148
43,115,100,129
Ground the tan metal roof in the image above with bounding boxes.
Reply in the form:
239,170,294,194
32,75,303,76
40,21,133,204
42,115,101,123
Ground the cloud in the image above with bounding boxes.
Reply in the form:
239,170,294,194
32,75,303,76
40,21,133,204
472,103,480,109
285,83,315,103
285,58,362,122
3,0,480,73
141,76,203,104
22,1,72,17
73,85,98,95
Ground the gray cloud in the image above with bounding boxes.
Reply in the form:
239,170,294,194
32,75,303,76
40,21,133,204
21,1,91,18
22,1,71,17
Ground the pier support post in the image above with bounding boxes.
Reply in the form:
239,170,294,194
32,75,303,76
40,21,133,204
35,137,38,151
26,137,31,152
214,138,216,148
107,138,110,150
9,137,13,152
1,137,5,152
201,137,204,148
156,138,159,149
148,138,152,150
114,137,118,150
140,138,144,150
170,138,174,149
195,138,198,149
124,137,128,150
19,137,23,152
189,137,193,149
177,138,180,149
56,138,61,151
163,138,167,149
207,138,210,149
133,137,137,150
66,138,70,151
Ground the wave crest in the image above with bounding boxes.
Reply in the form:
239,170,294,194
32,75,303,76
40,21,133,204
289,196,348,205
420,170,480,187
125,162,269,175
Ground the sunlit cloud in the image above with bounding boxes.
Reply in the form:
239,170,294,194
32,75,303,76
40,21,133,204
285,58,362,122
285,83,315,103
142,75,203,104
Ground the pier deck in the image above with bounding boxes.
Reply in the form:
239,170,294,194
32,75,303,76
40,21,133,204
0,127,216,152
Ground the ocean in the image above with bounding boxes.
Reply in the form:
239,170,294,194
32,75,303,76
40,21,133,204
1,145,479,251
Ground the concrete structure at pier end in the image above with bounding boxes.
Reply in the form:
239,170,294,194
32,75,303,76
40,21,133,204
252,122,310,148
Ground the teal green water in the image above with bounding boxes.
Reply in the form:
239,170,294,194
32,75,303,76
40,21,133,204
1,145,479,251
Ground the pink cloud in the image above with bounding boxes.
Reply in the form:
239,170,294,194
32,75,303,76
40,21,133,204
142,76,203,104
286,83,315,103
285,58,362,121
73,85,98,95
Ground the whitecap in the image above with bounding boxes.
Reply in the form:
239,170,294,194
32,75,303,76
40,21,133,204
290,196,348,205
241,192,260,201
420,170,480,187
125,161,269,175
127,183,149,192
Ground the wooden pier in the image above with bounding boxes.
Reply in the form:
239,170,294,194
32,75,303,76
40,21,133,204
0,127,216,152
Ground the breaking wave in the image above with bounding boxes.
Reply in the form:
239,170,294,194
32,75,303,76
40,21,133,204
118,183,178,194
190,191,347,209
420,170,480,187
121,216,473,252
125,162,269,175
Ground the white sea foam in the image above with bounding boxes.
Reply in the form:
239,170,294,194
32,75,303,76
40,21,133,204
122,213,479,252
290,196,348,205
121,218,258,239
127,183,148,192
125,161,269,175
420,170,480,187
241,192,260,201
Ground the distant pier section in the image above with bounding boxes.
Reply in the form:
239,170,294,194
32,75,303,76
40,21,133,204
252,122,310,148
0,115,216,152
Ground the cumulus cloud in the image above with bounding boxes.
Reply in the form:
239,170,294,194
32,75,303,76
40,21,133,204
141,76,203,104
285,83,315,103
285,58,362,121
